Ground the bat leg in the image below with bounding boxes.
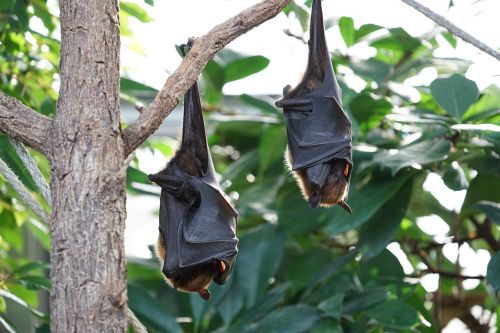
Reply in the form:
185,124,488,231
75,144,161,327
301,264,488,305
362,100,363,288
338,200,352,214
199,288,211,301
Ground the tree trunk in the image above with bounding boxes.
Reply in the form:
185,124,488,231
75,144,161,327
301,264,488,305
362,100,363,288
49,1,127,332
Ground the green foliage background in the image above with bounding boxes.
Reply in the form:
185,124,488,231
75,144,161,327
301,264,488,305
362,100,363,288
0,1,499,332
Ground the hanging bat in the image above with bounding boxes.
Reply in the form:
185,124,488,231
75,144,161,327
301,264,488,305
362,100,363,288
275,0,353,213
149,45,238,300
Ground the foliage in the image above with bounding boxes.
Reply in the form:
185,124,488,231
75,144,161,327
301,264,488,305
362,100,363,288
0,1,499,333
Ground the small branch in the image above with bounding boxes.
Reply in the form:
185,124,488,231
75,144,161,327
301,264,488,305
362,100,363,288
401,0,500,61
0,91,52,155
470,216,500,252
122,0,291,155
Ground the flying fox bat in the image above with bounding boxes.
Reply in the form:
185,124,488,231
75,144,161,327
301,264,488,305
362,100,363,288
275,0,353,213
148,44,238,301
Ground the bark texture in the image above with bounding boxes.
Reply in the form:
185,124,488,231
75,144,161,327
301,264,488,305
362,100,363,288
0,92,52,154
49,1,127,332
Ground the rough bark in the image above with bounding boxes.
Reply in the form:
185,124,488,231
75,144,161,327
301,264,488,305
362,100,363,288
0,91,52,155
123,0,291,155
49,1,127,332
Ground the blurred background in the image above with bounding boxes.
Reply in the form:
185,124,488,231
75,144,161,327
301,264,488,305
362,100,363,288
0,0,499,332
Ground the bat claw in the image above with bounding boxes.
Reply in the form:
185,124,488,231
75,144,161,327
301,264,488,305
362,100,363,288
338,200,352,214
199,289,211,301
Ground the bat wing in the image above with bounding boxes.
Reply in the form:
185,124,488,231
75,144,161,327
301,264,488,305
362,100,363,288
149,71,238,285
153,174,238,284
276,0,352,171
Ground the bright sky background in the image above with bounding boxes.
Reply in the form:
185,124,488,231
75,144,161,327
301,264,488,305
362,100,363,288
121,0,500,95
121,2,498,331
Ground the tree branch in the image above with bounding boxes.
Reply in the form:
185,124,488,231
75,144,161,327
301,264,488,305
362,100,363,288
0,91,52,155
122,0,291,155
401,0,500,61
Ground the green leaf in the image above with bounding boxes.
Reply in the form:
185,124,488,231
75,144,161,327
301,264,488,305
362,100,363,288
0,135,38,192
283,2,310,32
430,74,479,121
259,125,287,176
359,249,404,283
463,85,500,123
235,224,286,307
370,28,420,52
0,0,15,11
364,300,418,328
350,58,391,83
462,174,500,213
128,284,182,333
120,2,152,23
358,177,413,258
246,305,321,333
120,78,158,95
0,315,17,333
0,289,43,317
339,17,355,47
240,94,280,115
373,139,451,175
13,262,50,276
355,24,382,42
343,288,387,314
318,294,344,319
326,171,413,235
442,163,468,191
127,166,150,184
487,252,500,294
441,31,457,48
349,92,392,131
224,56,270,83
310,319,343,333
144,0,154,6
18,275,51,291
0,296,5,313
472,201,500,226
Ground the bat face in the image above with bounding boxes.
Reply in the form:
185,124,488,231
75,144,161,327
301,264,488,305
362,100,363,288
155,233,226,301
149,72,238,301
286,148,351,212
276,0,353,214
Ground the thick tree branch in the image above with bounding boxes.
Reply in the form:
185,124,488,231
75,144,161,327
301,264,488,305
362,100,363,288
123,0,291,155
0,91,52,155
401,0,500,61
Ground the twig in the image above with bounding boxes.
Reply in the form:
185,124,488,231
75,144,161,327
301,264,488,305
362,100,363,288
123,0,292,155
0,91,52,155
470,216,500,252
407,269,485,280
401,0,500,61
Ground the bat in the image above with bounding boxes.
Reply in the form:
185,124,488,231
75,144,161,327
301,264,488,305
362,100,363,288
149,44,238,300
275,0,353,213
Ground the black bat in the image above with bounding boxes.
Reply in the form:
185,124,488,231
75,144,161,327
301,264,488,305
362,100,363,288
275,0,353,213
149,45,238,301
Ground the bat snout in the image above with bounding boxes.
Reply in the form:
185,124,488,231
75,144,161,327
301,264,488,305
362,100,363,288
308,191,321,209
